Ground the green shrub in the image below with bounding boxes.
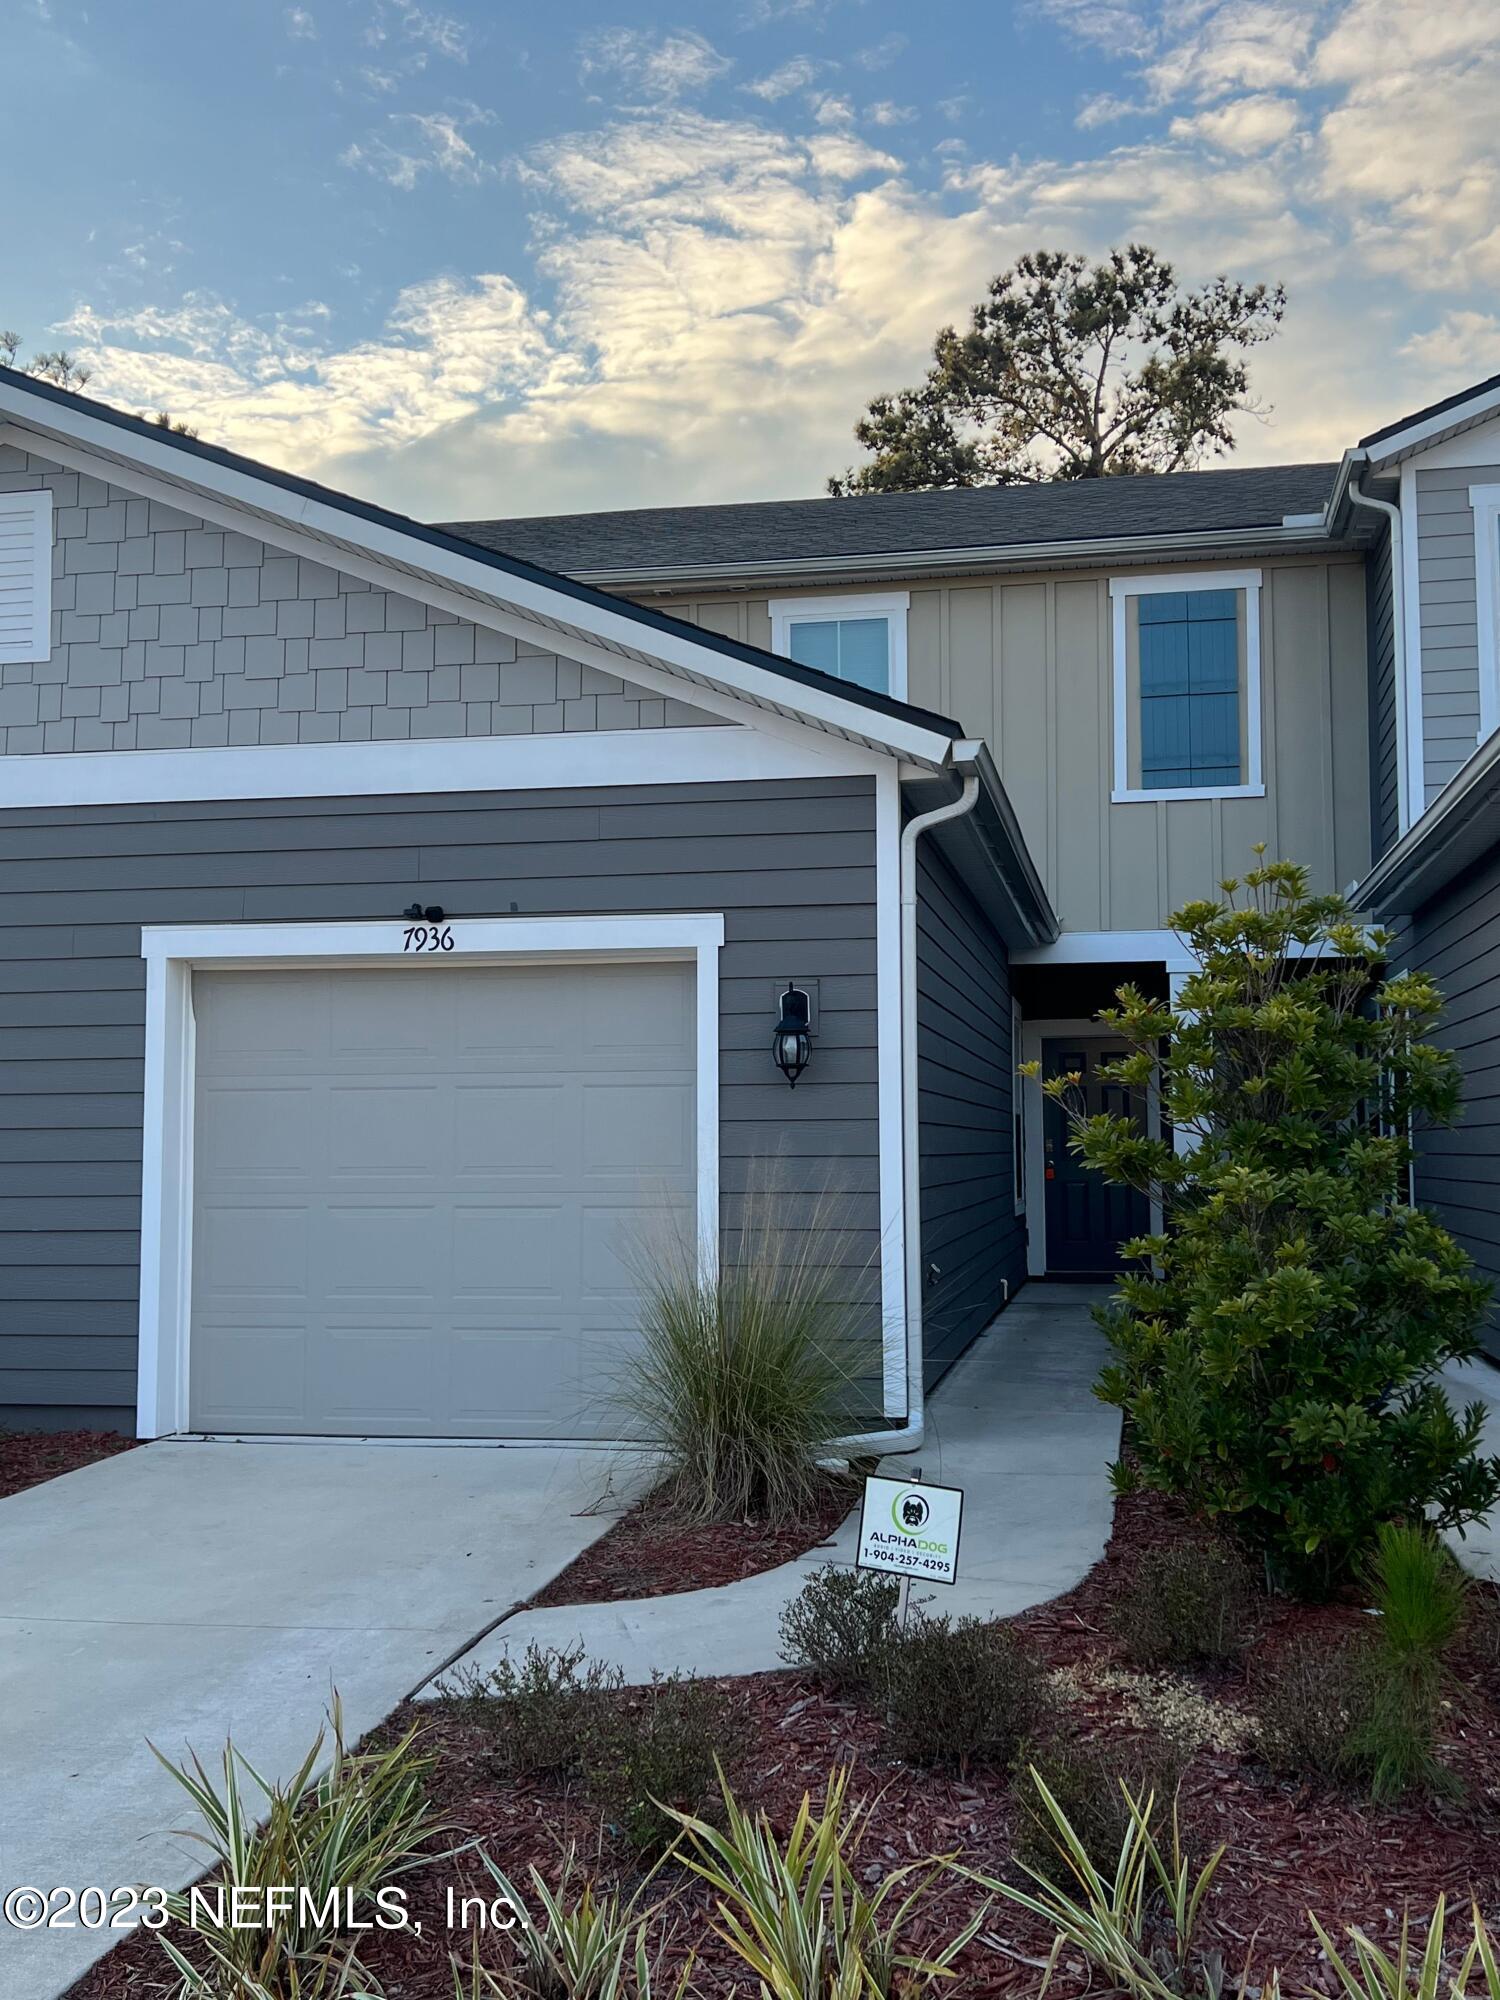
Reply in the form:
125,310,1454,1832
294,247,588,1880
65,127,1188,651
150,1696,446,2000
1014,1729,1187,1879
452,1848,682,1999
438,1642,622,1780
615,1179,866,1525
1033,854,1500,1594
1250,1631,1379,1784
1109,1540,1256,1668
582,1673,747,1863
883,1615,1054,1776
778,1564,900,1690
1351,1522,1468,1801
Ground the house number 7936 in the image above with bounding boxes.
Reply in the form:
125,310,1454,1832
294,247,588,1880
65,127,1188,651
402,923,455,953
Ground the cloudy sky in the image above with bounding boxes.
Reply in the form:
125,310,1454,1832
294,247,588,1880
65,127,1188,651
5,0,1498,520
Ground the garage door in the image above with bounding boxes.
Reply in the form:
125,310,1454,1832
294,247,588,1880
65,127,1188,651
187,960,696,1437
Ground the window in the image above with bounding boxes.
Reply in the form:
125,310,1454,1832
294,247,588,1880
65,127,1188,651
1110,569,1263,802
769,592,908,699
0,489,53,668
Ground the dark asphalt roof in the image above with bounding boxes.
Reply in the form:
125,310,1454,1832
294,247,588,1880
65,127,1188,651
1359,373,1500,451
441,461,1340,575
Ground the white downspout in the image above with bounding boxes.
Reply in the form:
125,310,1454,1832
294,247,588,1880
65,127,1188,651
1347,471,1411,835
837,761,981,1459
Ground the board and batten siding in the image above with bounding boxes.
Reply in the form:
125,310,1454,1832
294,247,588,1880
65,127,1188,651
0,445,720,755
1413,465,1494,805
650,558,1371,932
914,839,1024,1382
0,776,882,1432
1403,848,1500,1362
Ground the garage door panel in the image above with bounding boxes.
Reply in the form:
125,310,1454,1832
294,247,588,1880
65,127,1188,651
453,1084,573,1178
189,960,696,1437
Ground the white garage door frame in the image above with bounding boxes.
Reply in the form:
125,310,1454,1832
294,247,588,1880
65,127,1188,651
136,912,725,1440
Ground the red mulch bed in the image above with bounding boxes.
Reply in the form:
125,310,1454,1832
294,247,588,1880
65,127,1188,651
527,1477,858,1606
67,1485,1500,1999
0,1428,137,1500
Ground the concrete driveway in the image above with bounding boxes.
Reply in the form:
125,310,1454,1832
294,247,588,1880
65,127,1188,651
0,1438,633,2000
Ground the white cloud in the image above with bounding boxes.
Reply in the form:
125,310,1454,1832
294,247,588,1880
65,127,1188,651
391,5,469,62
1402,310,1500,377
867,101,916,127
342,102,494,189
284,7,316,39
579,28,731,103
743,56,821,101
1033,0,1156,62
1169,93,1299,153
853,34,907,70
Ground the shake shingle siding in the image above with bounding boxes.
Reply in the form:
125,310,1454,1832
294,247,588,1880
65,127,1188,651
0,776,883,1432
914,840,1023,1382
1406,848,1500,1360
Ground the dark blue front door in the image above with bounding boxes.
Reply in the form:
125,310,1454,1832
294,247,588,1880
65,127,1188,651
1042,1040,1151,1275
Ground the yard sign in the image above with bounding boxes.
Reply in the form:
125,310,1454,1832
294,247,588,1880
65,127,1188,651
856,1475,963,1586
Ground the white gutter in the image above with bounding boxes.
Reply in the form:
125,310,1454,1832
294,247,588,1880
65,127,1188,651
1345,472,1412,833
837,758,982,1458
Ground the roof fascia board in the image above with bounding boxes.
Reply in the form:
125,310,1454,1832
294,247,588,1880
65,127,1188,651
570,522,1340,594
1359,383,1500,468
1354,727,1500,913
0,388,958,769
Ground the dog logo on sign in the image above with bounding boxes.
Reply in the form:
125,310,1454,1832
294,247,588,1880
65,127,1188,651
895,1491,930,1533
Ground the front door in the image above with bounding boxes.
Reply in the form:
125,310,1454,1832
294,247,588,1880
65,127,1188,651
1041,1040,1151,1275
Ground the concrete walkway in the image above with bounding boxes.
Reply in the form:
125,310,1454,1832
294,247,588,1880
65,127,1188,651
1444,1352,1500,1582
0,1438,638,2000
426,1284,1120,1690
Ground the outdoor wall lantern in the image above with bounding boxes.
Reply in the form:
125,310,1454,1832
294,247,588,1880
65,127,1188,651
772,982,812,1088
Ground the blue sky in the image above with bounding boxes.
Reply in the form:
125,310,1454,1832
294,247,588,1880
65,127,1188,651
5,0,1498,518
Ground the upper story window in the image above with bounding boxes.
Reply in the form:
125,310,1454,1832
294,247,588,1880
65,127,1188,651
769,591,908,700
1109,568,1264,802
0,490,53,668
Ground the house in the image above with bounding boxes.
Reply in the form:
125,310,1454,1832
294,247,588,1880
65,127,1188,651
0,362,1496,1449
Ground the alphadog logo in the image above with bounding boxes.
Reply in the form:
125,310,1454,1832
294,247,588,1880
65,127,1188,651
857,1475,963,1585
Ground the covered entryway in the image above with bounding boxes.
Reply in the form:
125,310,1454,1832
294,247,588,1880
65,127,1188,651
1040,1037,1151,1275
187,959,696,1438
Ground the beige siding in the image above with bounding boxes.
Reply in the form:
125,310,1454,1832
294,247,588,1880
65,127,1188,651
647,556,1371,932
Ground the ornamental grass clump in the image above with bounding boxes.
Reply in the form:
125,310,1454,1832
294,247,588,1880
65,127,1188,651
1031,853,1500,1594
618,1179,867,1526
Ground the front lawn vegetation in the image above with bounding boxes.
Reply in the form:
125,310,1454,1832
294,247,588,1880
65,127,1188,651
1033,853,1500,1593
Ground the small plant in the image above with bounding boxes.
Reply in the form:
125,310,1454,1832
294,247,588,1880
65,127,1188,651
439,1642,623,1780
969,1770,1226,2000
150,1697,447,1999
883,1614,1054,1775
451,1847,693,1999
1109,1541,1255,1668
1352,1523,1469,1801
582,1673,746,1863
616,1177,867,1525
778,1564,899,1690
1032,855,1500,1594
1311,1895,1500,2000
1250,1631,1379,1784
1015,1729,1188,1879
668,1766,984,1998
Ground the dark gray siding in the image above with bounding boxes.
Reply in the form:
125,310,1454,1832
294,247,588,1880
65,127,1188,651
1414,463,1492,804
1406,849,1500,1360
0,776,880,1431
915,839,1023,1383
1368,523,1400,859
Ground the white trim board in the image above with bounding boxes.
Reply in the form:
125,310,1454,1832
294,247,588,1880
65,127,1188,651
135,912,725,1440
873,761,906,1415
0,721,879,811
1399,460,1428,826
1108,568,1264,803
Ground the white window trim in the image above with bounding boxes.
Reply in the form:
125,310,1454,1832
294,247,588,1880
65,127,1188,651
770,591,910,703
1108,568,1264,803
135,912,725,1441
0,488,53,666
1468,484,1500,743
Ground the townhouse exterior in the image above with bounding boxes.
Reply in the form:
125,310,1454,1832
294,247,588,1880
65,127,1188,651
2,364,1499,1444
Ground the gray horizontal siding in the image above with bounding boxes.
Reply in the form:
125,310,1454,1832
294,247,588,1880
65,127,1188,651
915,838,1024,1383
1415,465,1492,804
1406,849,1500,1360
0,776,882,1432
0,446,721,754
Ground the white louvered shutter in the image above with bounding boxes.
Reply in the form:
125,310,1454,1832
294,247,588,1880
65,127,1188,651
0,490,53,666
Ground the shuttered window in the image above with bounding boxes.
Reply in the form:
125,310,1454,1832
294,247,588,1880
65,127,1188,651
0,491,53,667
1137,589,1241,790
